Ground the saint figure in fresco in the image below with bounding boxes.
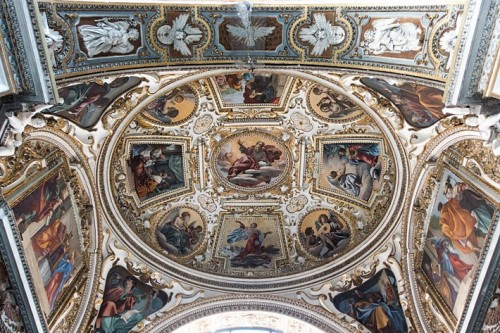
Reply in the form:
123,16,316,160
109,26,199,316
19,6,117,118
13,173,64,229
45,251,75,310
312,86,358,119
360,77,445,128
95,276,142,333
340,271,407,333
47,77,132,127
31,219,68,257
302,211,350,258
227,221,272,259
144,88,184,123
243,75,279,104
324,144,381,201
227,140,282,179
437,176,494,255
130,145,184,200
431,238,473,282
157,211,203,254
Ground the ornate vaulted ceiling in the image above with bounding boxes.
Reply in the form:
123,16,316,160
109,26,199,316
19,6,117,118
0,1,499,333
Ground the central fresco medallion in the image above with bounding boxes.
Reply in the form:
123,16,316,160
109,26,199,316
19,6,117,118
212,131,292,192
104,70,407,285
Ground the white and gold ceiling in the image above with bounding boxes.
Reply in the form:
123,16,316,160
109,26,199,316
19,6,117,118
0,1,499,333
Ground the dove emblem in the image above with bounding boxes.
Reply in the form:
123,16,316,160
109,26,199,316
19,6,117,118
226,5,275,48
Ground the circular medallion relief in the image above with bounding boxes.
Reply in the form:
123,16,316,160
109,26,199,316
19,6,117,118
153,206,205,257
212,131,292,192
307,84,363,122
140,84,197,125
299,209,351,258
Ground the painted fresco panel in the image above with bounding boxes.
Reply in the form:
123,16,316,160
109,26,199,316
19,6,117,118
360,77,446,128
421,168,497,317
299,210,350,258
333,269,408,333
128,143,185,201
307,84,362,122
213,73,288,107
154,207,205,257
9,166,84,316
215,213,286,273
44,77,141,129
316,140,383,202
140,85,197,125
214,132,290,191
96,266,169,333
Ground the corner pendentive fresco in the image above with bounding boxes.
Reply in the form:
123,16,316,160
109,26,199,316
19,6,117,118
360,77,446,128
333,269,408,333
95,266,169,333
44,77,142,129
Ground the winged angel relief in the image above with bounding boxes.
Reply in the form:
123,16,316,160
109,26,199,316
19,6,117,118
227,4,275,48
157,14,202,56
299,13,345,56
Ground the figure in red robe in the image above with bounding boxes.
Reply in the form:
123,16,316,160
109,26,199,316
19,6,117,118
227,221,272,259
95,276,137,330
227,140,282,179
13,173,63,228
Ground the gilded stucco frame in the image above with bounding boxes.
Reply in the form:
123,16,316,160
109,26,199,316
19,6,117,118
413,155,500,329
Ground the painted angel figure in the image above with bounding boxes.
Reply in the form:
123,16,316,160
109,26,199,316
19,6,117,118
78,18,139,57
363,18,422,55
157,13,203,56
299,13,345,56
227,3,275,48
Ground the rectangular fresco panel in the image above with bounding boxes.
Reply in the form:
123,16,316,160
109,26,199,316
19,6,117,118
421,167,497,317
9,166,84,316
213,73,289,107
128,143,186,202
215,213,286,273
316,140,383,202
